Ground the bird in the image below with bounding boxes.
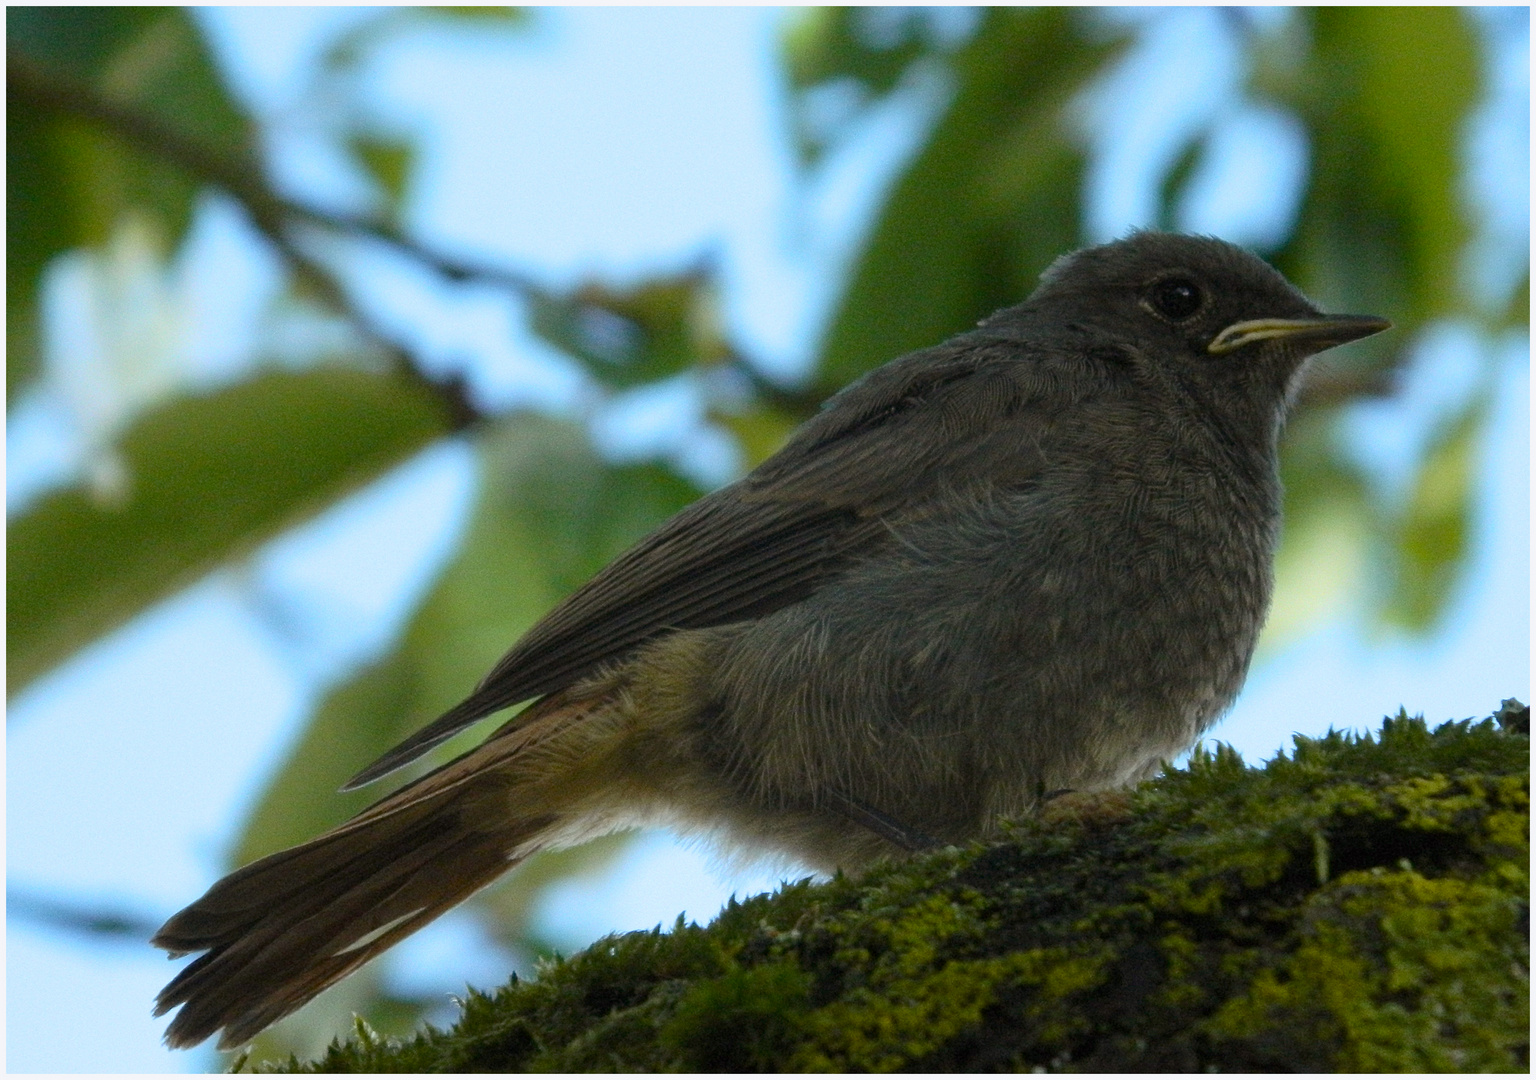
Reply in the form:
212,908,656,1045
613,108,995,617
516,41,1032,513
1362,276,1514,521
152,231,1389,1050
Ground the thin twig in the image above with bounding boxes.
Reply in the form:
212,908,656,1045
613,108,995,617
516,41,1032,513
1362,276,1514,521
9,51,824,423
9,888,164,943
11,49,487,426
274,225,482,429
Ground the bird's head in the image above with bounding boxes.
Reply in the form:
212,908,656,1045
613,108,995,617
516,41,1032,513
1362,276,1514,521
1001,231,1390,420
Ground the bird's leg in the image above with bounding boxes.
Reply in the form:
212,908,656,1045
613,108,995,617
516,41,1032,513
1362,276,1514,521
826,789,943,851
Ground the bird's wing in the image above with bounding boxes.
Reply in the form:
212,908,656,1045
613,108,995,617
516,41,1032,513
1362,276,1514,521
347,342,1046,788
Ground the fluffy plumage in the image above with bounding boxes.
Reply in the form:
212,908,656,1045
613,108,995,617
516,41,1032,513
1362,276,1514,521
154,232,1388,1050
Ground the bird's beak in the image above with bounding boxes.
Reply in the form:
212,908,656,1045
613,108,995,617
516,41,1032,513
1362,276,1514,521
1207,314,1392,355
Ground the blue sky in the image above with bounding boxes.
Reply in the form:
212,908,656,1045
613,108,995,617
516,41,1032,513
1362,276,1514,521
6,8,1528,1072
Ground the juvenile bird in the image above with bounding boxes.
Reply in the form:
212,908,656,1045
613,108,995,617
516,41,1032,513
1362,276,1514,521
153,232,1389,1049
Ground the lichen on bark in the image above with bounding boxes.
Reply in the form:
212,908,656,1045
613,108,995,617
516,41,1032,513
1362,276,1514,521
250,703,1528,1073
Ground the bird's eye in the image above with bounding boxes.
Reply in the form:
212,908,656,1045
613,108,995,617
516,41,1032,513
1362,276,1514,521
1145,277,1204,322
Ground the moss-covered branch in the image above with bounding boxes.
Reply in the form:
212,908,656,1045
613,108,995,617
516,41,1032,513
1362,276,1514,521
250,702,1528,1073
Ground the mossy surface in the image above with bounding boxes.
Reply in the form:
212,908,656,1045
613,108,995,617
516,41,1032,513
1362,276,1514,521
252,707,1528,1073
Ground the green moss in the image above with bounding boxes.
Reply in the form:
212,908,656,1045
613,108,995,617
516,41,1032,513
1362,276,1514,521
256,707,1528,1073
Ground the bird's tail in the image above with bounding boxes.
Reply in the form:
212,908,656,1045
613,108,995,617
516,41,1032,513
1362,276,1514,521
152,687,623,1050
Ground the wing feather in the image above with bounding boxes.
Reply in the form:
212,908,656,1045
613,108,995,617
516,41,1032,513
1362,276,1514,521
348,342,1044,788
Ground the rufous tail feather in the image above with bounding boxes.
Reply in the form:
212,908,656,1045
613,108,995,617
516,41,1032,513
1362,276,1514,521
152,690,609,1050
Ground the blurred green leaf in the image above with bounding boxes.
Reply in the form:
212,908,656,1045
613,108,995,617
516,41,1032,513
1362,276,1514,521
6,7,253,401
1254,6,1491,636
813,8,1118,391
232,654,424,868
322,7,528,73
47,115,193,252
1266,8,1480,374
429,7,528,24
781,7,942,166
7,369,453,696
1157,133,1206,233
7,7,153,71
1502,273,1529,329
7,90,73,398
715,406,802,471
1263,409,1374,651
349,132,416,215
9,7,250,157
531,271,728,389
782,7,933,95
1380,394,1487,632
1339,9,1478,317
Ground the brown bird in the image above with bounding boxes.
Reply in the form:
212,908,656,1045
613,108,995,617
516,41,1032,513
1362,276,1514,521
153,232,1389,1049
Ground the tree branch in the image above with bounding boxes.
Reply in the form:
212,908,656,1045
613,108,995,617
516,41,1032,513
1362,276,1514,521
8,888,163,943
10,49,488,428
8,51,823,427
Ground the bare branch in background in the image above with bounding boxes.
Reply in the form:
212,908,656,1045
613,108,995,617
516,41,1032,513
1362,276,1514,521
10,50,485,427
9,888,164,943
7,51,819,426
